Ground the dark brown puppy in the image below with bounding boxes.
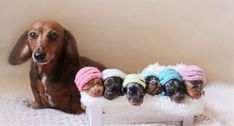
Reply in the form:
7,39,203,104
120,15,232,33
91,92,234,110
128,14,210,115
163,80,185,103
158,68,185,103
8,20,105,114
145,76,161,95
103,77,123,100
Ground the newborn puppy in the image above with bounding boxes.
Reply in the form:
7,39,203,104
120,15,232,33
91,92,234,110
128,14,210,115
75,67,104,97
158,68,185,103
184,80,204,99
145,76,161,95
122,74,146,106
178,65,206,99
140,63,166,95
103,77,123,99
163,80,185,103
82,78,104,97
102,69,126,100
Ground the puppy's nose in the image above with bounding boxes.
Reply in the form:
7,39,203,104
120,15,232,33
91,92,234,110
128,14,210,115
34,49,46,62
175,94,185,103
107,91,113,96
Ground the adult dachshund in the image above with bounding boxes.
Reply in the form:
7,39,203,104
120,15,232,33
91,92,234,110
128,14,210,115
8,20,105,114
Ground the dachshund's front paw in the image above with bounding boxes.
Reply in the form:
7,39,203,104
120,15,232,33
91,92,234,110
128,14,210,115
30,102,43,109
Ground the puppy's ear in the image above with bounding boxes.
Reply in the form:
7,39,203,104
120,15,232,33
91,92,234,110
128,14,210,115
64,29,80,67
121,87,127,95
8,31,31,65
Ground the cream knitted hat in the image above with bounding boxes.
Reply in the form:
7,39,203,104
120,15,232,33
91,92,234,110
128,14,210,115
102,69,126,80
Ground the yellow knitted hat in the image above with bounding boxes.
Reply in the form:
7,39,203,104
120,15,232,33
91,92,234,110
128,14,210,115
122,74,146,88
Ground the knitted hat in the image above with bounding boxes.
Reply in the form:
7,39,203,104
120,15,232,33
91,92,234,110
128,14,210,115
158,68,182,85
178,65,206,82
122,74,146,88
74,67,102,91
141,70,158,79
102,69,126,80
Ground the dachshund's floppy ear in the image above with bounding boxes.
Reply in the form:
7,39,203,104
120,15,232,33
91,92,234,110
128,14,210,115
8,31,31,65
64,29,80,67
121,87,127,95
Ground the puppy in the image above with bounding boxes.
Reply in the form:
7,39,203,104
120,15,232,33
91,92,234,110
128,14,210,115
8,20,106,114
184,80,204,99
122,74,146,106
75,67,104,97
145,76,161,95
163,80,185,103
102,69,126,100
178,65,206,99
75,67,104,110
158,68,185,103
82,78,104,97
80,78,104,109
140,63,166,95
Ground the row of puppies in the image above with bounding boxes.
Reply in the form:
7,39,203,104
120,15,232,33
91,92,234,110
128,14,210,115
74,64,206,106
74,67,145,106
141,63,205,103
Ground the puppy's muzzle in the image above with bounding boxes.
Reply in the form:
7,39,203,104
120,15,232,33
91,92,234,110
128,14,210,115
172,93,185,103
106,91,113,96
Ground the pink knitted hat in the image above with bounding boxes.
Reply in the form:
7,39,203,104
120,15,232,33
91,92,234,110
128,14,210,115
178,65,206,82
74,67,102,91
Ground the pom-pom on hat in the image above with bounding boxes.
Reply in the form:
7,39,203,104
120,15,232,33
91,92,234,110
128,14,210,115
178,65,206,82
74,67,102,91
102,69,126,80
123,74,146,88
158,68,182,85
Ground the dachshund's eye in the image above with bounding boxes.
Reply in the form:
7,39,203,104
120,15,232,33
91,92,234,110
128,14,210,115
29,32,38,40
47,32,57,41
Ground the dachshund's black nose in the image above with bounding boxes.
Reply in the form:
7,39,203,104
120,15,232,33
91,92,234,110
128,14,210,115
34,50,46,62
107,91,113,96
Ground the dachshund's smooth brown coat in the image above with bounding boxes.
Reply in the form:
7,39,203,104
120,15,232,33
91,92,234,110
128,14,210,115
9,20,105,114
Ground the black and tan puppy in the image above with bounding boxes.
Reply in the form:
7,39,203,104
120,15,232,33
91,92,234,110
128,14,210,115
122,74,146,106
163,80,185,103
143,72,161,95
178,65,206,99
158,68,185,103
102,69,126,100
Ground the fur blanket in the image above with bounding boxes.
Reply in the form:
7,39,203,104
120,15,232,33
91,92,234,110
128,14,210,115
80,92,204,116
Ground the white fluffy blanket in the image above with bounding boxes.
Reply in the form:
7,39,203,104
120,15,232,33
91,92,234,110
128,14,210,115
0,83,233,126
81,92,204,117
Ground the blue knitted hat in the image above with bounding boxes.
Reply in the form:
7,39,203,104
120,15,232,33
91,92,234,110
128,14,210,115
141,70,158,79
158,68,182,85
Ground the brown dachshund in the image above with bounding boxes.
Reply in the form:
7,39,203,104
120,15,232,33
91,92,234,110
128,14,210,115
8,20,106,114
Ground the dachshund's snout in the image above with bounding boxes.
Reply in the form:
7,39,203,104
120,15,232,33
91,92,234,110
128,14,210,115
173,93,185,103
34,49,46,62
